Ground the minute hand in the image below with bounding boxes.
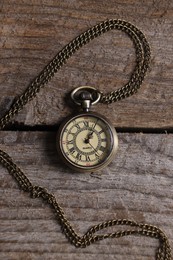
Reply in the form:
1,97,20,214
88,141,100,156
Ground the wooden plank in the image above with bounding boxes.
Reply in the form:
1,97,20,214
0,0,173,128
0,131,172,259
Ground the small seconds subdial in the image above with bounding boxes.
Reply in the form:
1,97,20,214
57,113,118,172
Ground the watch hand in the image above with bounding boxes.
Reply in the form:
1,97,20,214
84,137,89,144
88,131,94,139
84,131,94,144
88,141,100,156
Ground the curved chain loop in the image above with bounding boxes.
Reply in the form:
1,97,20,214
0,19,150,129
0,149,172,258
0,19,171,259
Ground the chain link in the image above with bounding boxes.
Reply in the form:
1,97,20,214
0,19,172,259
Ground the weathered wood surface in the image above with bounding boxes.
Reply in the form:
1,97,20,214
1,0,173,129
0,1,173,260
0,132,172,260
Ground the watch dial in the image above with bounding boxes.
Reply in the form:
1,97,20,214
58,113,118,171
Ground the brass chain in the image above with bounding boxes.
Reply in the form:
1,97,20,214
0,19,171,259
0,19,150,128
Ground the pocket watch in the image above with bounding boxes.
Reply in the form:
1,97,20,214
57,86,118,172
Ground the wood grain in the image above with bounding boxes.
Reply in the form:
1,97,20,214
0,1,173,260
0,131,172,260
0,0,173,128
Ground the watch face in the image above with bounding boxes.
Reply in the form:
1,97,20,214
57,112,118,172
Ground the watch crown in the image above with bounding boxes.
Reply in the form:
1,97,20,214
80,91,92,112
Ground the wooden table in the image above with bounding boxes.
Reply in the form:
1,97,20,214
0,1,172,259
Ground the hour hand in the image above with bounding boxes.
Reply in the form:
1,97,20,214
84,131,94,144
88,131,94,139
84,136,90,144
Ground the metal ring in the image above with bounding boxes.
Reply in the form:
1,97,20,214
71,86,101,106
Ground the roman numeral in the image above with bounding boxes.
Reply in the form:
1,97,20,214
69,147,75,154
83,121,89,127
75,124,80,130
99,129,104,134
67,140,73,144
95,153,102,163
101,138,106,142
91,119,98,129
99,146,105,152
76,153,82,161
85,155,91,162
